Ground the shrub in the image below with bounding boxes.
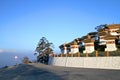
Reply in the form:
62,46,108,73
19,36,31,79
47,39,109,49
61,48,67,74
22,57,30,64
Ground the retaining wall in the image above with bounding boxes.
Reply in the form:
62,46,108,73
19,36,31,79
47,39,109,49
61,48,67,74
48,57,120,69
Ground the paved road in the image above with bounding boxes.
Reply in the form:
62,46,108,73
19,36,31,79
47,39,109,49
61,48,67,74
0,63,120,80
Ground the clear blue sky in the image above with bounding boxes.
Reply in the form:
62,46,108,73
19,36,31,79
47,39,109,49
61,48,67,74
0,0,120,53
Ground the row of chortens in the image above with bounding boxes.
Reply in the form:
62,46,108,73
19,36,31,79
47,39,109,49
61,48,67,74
59,24,120,54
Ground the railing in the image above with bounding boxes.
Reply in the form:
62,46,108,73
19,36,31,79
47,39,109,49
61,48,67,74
50,51,120,57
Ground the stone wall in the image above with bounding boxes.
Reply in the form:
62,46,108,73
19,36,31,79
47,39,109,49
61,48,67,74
48,57,120,69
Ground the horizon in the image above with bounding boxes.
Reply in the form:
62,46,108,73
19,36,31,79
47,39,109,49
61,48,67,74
1,0,120,53
0,51,36,68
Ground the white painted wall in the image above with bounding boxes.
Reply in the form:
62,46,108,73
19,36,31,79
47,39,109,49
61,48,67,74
110,32,119,36
63,47,67,54
48,57,120,70
70,45,79,54
110,28,119,36
105,40,117,51
83,43,94,53
105,44,117,51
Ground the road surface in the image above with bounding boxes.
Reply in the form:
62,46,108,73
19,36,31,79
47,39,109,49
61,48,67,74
0,63,120,80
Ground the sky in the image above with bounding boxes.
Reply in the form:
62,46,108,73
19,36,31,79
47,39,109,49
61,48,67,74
0,0,120,53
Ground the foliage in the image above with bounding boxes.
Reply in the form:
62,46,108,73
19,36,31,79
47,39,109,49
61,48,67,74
79,46,85,53
34,37,54,64
95,24,107,31
35,37,53,54
116,44,120,48
109,50,120,56
2,65,8,69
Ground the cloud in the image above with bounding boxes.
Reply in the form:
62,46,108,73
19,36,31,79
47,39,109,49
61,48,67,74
5,49,16,53
0,48,16,53
0,48,33,53
0,49,3,53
